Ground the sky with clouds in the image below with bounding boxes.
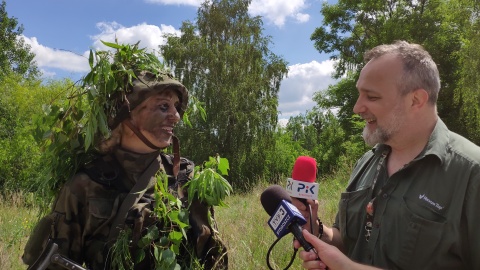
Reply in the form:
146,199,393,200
7,0,339,121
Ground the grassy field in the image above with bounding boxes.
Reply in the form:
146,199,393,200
0,173,348,270
0,192,40,269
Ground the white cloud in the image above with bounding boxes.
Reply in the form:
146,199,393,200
249,0,310,26
278,60,337,120
39,69,57,78
22,36,90,73
144,0,310,27
21,22,182,77
294,13,310,23
91,22,181,53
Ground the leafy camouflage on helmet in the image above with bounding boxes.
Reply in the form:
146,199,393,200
109,71,189,129
33,42,191,195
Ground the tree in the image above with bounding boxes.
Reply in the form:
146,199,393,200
265,126,308,182
0,74,68,193
161,0,288,188
453,0,480,145
310,0,466,137
285,109,324,152
0,0,39,79
313,72,359,135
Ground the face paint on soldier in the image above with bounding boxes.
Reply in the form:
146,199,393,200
130,89,181,150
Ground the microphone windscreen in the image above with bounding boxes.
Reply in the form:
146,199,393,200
291,156,317,183
260,185,292,216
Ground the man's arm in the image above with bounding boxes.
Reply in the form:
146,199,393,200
296,229,383,270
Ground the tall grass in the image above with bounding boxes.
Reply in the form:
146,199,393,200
0,163,350,270
0,192,40,270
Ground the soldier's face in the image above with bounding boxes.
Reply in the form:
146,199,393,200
132,89,181,149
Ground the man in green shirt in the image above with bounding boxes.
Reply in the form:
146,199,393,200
294,40,480,269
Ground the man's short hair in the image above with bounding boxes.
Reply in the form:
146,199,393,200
364,40,441,104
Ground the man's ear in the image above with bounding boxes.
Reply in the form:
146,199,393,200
411,88,429,109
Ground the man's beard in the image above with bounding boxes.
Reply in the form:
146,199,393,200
362,104,405,147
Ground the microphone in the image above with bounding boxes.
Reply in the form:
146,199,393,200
285,156,319,201
260,185,315,252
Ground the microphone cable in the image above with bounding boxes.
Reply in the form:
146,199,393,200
265,205,315,270
266,234,297,270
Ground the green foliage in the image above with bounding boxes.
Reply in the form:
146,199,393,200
0,0,39,79
110,171,190,270
0,74,70,193
453,2,480,145
186,155,233,207
312,0,447,77
313,72,359,137
263,127,308,182
310,111,346,176
33,41,174,194
279,108,368,176
109,228,135,270
310,0,474,140
110,156,231,269
162,0,288,189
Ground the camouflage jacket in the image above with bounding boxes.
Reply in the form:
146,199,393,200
23,147,227,269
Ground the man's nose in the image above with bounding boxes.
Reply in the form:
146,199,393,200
353,96,365,114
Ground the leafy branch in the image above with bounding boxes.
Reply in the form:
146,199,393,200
109,155,232,269
186,155,233,207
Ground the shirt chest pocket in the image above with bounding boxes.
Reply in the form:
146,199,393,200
89,197,116,218
338,188,371,244
85,197,118,237
384,196,447,269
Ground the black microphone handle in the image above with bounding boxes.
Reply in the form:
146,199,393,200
289,222,314,252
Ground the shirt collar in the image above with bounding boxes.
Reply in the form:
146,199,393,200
418,118,449,165
113,147,161,174
372,144,390,156
370,118,449,164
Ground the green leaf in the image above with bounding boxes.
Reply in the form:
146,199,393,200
153,245,160,260
101,40,123,49
161,249,176,266
217,157,230,176
158,236,169,247
138,226,159,248
135,249,145,263
168,231,183,244
88,49,94,68
186,157,233,206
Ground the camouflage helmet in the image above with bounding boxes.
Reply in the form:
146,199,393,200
109,71,189,129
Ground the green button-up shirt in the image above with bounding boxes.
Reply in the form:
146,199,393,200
333,119,480,269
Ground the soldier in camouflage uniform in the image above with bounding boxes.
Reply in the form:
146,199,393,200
22,71,227,269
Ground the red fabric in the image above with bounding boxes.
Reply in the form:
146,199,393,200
291,156,317,183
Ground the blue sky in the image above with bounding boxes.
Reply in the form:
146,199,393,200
7,0,338,121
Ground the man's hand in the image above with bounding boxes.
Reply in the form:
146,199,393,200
291,197,320,236
294,229,382,270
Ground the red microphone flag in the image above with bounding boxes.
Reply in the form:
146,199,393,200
291,156,317,183
286,156,319,200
